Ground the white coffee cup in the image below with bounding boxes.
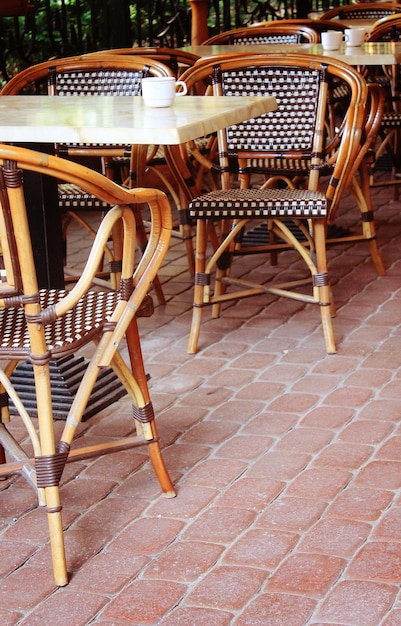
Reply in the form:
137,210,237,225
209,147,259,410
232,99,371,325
321,31,344,51
141,76,187,108
344,28,367,47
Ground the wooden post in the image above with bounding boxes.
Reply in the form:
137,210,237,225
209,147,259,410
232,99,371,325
189,0,210,45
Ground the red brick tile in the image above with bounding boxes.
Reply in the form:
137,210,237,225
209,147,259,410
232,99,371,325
267,552,345,596
235,592,316,626
339,419,394,444
223,528,298,569
327,486,393,521
258,362,309,382
274,427,333,453
345,367,392,388
216,477,284,510
183,507,256,543
216,434,274,461
358,399,401,422
159,606,233,625
17,591,107,626
183,458,247,488
179,385,232,409
257,496,327,532
160,442,211,472
291,374,338,395
0,608,22,626
246,411,299,436
235,381,285,402
298,517,370,557
180,420,238,445
0,565,56,609
300,405,354,429
246,451,311,481
383,609,401,626
67,553,149,593
187,566,266,610
108,517,183,555
374,507,401,540
0,540,37,578
312,355,360,375
313,442,374,469
316,580,397,625
323,386,373,407
264,392,320,414
348,541,401,582
143,541,223,581
208,400,265,423
376,436,401,460
59,476,117,512
146,485,217,519
102,579,186,623
286,467,351,500
355,460,401,490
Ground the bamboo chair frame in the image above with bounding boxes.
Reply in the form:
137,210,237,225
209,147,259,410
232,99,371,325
0,55,173,298
320,2,401,21
202,25,319,45
0,143,174,586
179,54,384,355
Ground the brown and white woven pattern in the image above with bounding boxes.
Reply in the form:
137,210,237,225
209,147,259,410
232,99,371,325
58,183,110,210
337,8,400,19
56,69,145,96
189,187,327,219
0,289,119,357
232,34,301,44
221,66,320,153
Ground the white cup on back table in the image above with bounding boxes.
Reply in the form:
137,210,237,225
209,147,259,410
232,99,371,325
141,76,187,108
321,30,344,51
344,28,367,47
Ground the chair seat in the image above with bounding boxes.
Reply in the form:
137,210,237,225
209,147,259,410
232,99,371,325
188,187,327,219
380,111,401,127
0,288,118,358
58,183,109,210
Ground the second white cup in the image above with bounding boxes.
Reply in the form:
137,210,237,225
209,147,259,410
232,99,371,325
344,28,367,47
141,76,187,108
321,30,344,51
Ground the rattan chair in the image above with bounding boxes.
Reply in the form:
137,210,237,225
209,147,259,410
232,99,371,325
83,48,201,273
251,18,348,39
0,55,173,297
0,143,174,586
179,54,384,355
366,15,401,195
321,2,401,21
202,25,318,45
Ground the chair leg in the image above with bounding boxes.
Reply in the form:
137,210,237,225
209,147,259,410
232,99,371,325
314,221,336,355
187,219,208,354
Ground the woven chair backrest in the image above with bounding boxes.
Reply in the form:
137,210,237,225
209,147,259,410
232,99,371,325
0,55,172,96
368,16,401,41
202,26,318,45
181,53,367,214
321,3,401,21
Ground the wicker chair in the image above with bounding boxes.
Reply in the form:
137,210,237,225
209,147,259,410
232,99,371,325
251,19,348,40
320,2,401,21
202,25,318,45
83,48,201,273
366,15,401,195
0,55,173,297
0,143,174,586
179,54,384,355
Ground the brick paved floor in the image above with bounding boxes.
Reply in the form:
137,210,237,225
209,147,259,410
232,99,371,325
2,179,401,625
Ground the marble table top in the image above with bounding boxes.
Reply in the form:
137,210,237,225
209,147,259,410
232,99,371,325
0,94,277,145
182,41,401,66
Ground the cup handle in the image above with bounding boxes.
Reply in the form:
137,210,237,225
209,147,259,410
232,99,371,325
175,81,187,96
